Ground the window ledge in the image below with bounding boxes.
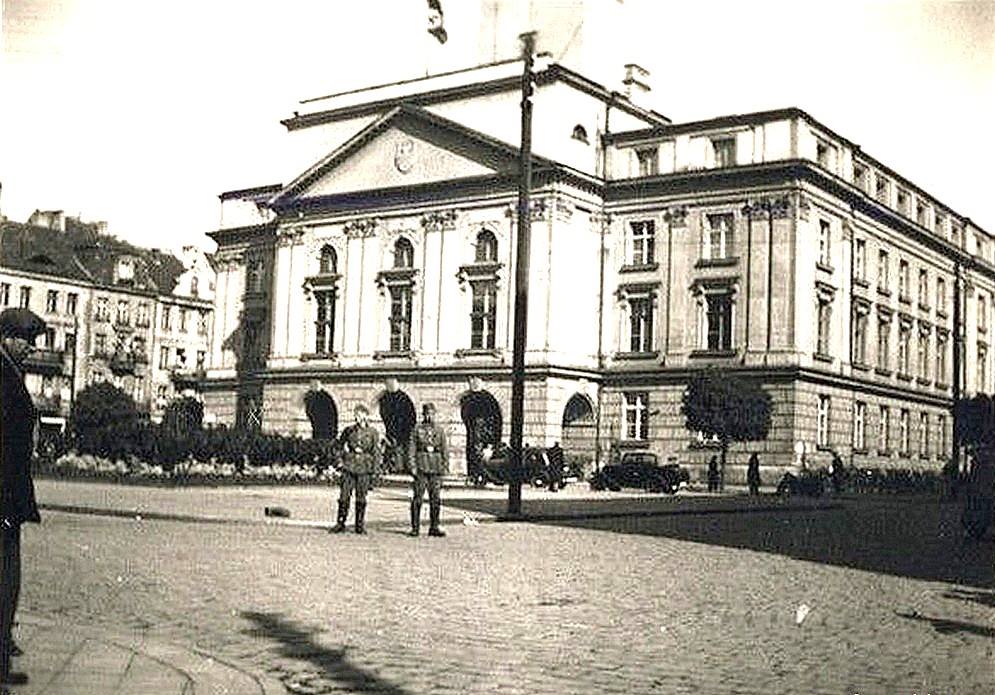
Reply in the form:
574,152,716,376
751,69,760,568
936,381,950,390
877,287,892,297
896,373,913,382
816,445,833,452
688,441,722,450
689,349,737,359
918,302,930,312
852,362,871,372
816,262,834,274
878,449,891,457
454,348,502,359
937,310,949,319
373,350,414,361
617,439,650,449
854,278,870,289
695,257,739,269
875,367,893,377
852,448,869,456
916,377,932,387
614,350,660,361
898,294,911,304
300,352,338,362
813,352,834,364
619,263,659,274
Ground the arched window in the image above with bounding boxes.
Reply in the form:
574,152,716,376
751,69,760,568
475,230,498,263
571,124,589,144
393,237,414,269
319,245,337,275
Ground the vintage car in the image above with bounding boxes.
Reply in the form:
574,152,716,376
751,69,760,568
589,452,689,494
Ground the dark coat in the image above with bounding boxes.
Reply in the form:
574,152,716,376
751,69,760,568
409,422,449,475
337,423,380,474
1,345,41,526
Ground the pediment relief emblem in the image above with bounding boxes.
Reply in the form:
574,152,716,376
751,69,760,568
394,138,416,174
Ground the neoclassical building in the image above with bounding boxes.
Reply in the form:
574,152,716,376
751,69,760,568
204,56,995,481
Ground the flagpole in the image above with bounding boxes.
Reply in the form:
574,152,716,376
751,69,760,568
508,31,536,517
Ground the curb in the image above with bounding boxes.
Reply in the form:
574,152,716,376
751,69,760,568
492,501,842,523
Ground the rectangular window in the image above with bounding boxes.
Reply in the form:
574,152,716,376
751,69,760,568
919,412,929,457
629,220,656,265
854,239,866,281
853,162,868,190
67,292,78,315
636,147,658,176
878,251,890,291
817,395,830,448
389,285,413,352
937,414,947,457
470,280,497,350
0,283,9,306
816,139,836,170
875,176,889,203
94,333,106,356
898,260,910,300
46,290,58,313
42,327,55,349
877,318,891,370
853,401,866,450
816,298,832,356
622,392,649,441
935,212,946,235
196,350,206,369
936,277,946,313
918,330,930,380
314,290,336,355
979,293,988,332
852,308,868,364
132,336,145,359
705,293,734,351
898,325,911,376
979,345,988,391
628,295,654,353
175,348,187,368
879,406,890,454
712,137,736,168
818,219,831,266
161,306,171,330
918,269,928,307
896,189,910,215
179,309,188,332
198,311,208,336
704,213,735,260
19,286,31,309
936,333,948,383
159,346,169,369
916,201,929,227
135,303,149,327
900,409,910,456
116,300,129,326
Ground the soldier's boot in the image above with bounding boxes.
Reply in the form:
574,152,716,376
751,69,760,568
409,501,421,537
428,502,446,537
355,502,367,534
330,501,348,533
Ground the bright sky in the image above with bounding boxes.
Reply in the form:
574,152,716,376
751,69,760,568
1,0,993,253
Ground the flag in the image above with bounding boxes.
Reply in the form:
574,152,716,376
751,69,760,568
427,0,448,44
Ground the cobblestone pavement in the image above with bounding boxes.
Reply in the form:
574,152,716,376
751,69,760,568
16,491,994,695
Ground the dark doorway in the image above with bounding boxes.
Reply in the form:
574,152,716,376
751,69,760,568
304,389,338,440
460,390,502,480
562,393,595,462
378,390,417,473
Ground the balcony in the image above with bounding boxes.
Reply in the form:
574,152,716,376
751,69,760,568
109,352,137,375
23,348,66,375
170,365,206,387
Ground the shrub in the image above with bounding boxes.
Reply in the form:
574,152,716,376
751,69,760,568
71,383,142,460
161,397,204,437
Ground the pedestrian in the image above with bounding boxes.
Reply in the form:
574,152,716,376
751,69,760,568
747,453,761,495
408,403,449,537
828,451,845,495
330,404,380,534
1,308,46,687
707,455,720,492
546,442,565,492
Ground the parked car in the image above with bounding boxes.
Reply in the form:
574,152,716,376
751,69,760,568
776,468,829,497
589,452,689,494
470,444,561,488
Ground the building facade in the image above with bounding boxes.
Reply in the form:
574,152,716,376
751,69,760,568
205,59,995,482
0,213,215,431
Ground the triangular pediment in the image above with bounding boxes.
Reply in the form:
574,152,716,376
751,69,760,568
271,105,552,207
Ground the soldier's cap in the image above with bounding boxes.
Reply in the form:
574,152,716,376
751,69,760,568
354,404,369,415
0,308,46,341
422,403,436,414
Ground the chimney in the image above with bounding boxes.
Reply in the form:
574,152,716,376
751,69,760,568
622,63,651,102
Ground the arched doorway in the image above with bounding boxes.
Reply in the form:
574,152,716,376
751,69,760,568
562,393,595,461
304,388,338,440
378,389,417,473
460,390,502,481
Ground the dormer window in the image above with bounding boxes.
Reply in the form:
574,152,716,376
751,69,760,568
711,137,736,168
875,175,889,203
393,237,414,269
190,276,200,298
853,162,869,190
816,139,836,171
571,124,589,144
636,147,658,176
318,245,337,275
116,257,135,285
896,188,910,215
475,230,498,263
916,201,928,227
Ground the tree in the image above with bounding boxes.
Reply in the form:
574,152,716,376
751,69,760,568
681,369,773,490
954,394,995,455
953,394,995,540
71,382,141,459
161,396,204,437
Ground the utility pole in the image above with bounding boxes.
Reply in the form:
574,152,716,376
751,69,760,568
508,31,537,517
952,260,963,472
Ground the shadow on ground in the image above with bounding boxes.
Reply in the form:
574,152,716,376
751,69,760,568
241,611,410,694
445,494,994,589
896,611,995,639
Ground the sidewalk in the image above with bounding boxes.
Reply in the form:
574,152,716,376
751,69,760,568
4,614,281,695
33,477,837,530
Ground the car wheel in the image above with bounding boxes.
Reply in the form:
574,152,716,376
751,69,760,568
608,484,622,492
532,475,549,489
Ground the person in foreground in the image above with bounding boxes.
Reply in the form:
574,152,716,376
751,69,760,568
408,403,449,537
331,405,380,534
1,308,46,686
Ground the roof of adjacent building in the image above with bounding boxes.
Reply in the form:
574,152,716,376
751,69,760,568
0,218,186,295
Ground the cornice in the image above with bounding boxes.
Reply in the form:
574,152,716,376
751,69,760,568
207,222,277,246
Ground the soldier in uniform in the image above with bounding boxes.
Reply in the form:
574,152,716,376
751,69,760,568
408,403,448,537
330,405,380,534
